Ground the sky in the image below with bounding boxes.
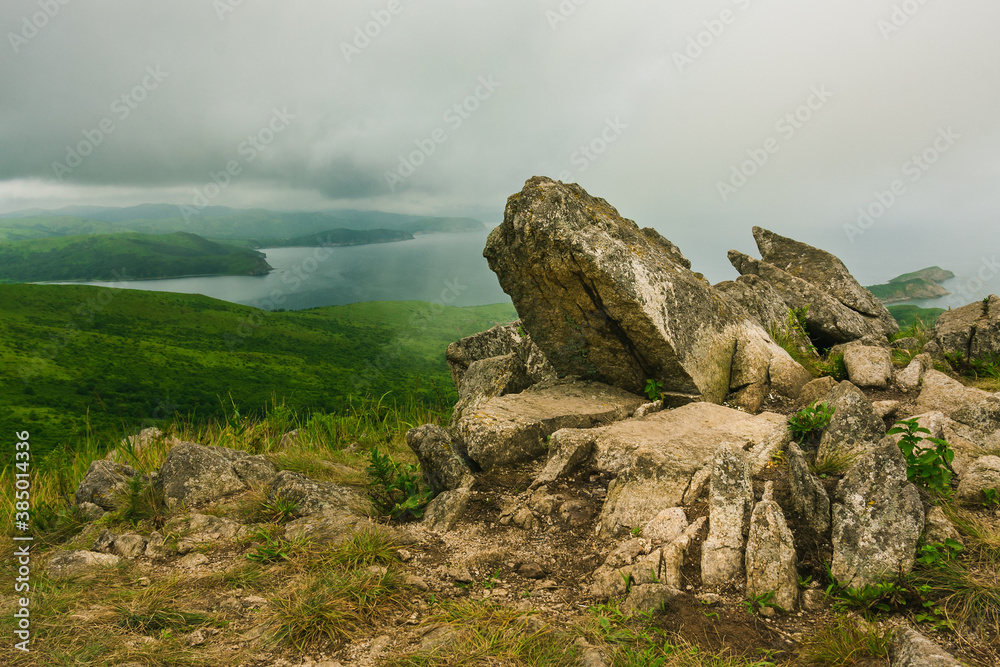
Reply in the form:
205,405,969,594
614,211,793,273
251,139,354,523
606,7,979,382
1,0,999,288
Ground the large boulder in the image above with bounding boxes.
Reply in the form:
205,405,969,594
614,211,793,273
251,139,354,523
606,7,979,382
728,227,897,346
816,381,885,463
451,353,532,420
891,628,963,667
157,443,251,510
701,445,754,591
75,460,138,511
452,379,643,472
267,470,369,517
484,177,807,408
831,441,924,588
933,295,1000,361
714,275,814,353
842,345,894,389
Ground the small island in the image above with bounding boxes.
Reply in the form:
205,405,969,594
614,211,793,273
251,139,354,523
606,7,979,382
0,232,272,282
864,266,955,304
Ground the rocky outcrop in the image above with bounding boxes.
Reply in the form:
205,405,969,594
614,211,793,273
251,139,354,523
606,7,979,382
933,294,1000,361
729,228,897,346
45,550,121,579
831,441,924,587
484,177,808,409
786,442,831,538
745,482,798,611
701,446,753,591
157,442,260,510
453,379,643,472
405,424,475,495
75,460,138,510
714,275,813,353
445,321,556,391
816,381,885,463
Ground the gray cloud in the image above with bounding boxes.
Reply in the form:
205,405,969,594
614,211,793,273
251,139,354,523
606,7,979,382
2,0,999,283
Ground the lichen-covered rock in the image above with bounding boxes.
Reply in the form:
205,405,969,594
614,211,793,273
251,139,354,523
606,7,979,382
283,510,373,545
891,627,963,667
93,530,148,559
623,584,682,615
642,508,687,545
157,442,248,510
843,345,894,389
745,483,798,611
422,488,472,532
894,357,925,393
798,377,839,408
786,442,831,538
230,455,278,489
453,379,643,472
933,295,1000,361
451,353,532,419
267,470,369,517
831,441,924,587
922,506,963,547
955,456,1000,505
445,321,556,391
405,424,474,495
46,550,120,579
816,381,884,462
701,445,753,591
916,370,996,422
75,460,138,510
485,177,805,406
715,274,813,351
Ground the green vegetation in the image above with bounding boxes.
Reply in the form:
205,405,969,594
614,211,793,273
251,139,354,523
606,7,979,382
889,418,955,496
0,232,271,282
644,379,663,401
888,304,945,329
253,227,413,248
793,616,892,666
366,446,432,521
889,266,955,284
865,266,954,304
788,402,835,442
0,283,516,461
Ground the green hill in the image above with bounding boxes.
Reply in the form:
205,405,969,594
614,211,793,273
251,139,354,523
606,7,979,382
256,228,414,248
887,304,945,329
865,266,953,304
0,284,517,461
0,232,272,282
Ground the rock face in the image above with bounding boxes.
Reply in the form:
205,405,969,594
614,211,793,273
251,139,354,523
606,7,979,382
816,381,885,463
405,425,475,496
157,443,258,510
701,446,754,591
484,177,807,408
745,483,798,611
729,228,898,346
934,295,1000,361
831,441,924,587
453,379,643,472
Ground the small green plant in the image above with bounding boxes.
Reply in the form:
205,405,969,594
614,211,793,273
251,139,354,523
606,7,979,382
630,526,642,538
788,402,835,442
643,379,663,401
816,352,848,381
810,450,857,478
366,446,431,521
916,539,965,568
982,488,1000,508
889,418,955,496
114,474,166,528
798,575,813,589
741,590,781,616
246,527,306,563
259,494,300,524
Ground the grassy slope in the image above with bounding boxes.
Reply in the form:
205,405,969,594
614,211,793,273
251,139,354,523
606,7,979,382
888,304,946,328
0,232,271,281
0,284,516,461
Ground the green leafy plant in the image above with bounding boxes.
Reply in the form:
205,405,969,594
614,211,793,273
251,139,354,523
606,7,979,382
827,579,910,615
788,402,835,442
741,590,781,616
889,418,955,495
643,379,663,401
916,539,965,568
982,488,1000,508
246,527,306,563
816,352,848,381
259,494,300,524
366,446,431,521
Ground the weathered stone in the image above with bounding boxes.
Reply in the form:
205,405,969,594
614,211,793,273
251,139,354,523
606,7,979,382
558,499,594,526
682,468,711,504
843,345,894,389
786,442,831,538
623,584,682,615
801,588,826,612
445,321,556,391
642,508,687,545
183,513,245,543
144,532,169,561
933,295,1000,361
405,424,474,495
46,550,120,579
745,482,798,611
661,517,706,589
158,443,247,510
872,400,901,419
702,446,753,591
916,370,995,421
747,423,793,476
230,456,278,489
894,358,924,393
798,377,839,408
93,530,148,559
922,507,963,547
452,353,533,419
77,501,105,521
75,460,138,510
955,456,1000,505
453,379,643,472
594,403,784,537
831,441,924,587
715,275,813,352
283,510,369,545
178,553,209,569
532,428,598,487
485,177,805,405
422,488,472,532
267,470,369,517
108,427,181,463
589,547,665,600
891,627,963,667
633,400,664,419
816,381,884,462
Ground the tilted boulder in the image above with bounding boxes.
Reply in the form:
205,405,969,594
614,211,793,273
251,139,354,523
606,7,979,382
445,321,556,391
934,295,1000,361
405,424,475,496
484,177,808,408
701,445,754,591
745,482,798,611
842,345,893,389
451,353,532,420
831,441,924,588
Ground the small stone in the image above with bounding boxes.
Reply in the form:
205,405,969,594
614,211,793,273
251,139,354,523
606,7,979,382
178,553,209,569
517,563,545,579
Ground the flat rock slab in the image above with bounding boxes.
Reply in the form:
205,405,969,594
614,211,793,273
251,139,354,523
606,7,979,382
593,403,785,536
454,380,643,471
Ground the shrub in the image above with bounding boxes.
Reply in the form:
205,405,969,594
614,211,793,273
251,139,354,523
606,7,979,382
788,402,835,442
888,418,954,496
366,446,431,521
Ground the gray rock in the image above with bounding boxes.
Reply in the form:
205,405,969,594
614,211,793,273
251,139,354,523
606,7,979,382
445,320,556,391
144,532,169,561
158,442,248,510
594,403,784,537
955,456,1000,505
786,442,831,538
453,379,643,472
283,510,370,545
230,455,278,489
894,358,924,393
532,428,598,487
452,353,533,419
843,345,894,389
798,377,839,408
891,627,963,667
661,517,707,589
831,441,924,587
801,588,826,612
589,547,665,600
623,584,682,615
642,508,687,545
922,506,963,547
816,381,884,462
485,177,805,407
75,460,138,511
93,530,148,559
178,553,209,569
267,470,369,517
916,370,996,422
933,294,1000,362
745,482,798,611
405,424,474,496
422,488,472,532
872,400,901,419
77,502,105,521
181,513,245,543
701,445,753,591
46,550,120,579
715,274,814,354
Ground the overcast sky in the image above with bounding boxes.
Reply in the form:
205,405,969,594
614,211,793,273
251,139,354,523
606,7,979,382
2,0,999,286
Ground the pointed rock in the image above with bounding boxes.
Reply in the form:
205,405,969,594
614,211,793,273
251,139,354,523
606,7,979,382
786,442,831,538
745,482,798,611
816,381,884,463
701,445,753,591
405,424,474,495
